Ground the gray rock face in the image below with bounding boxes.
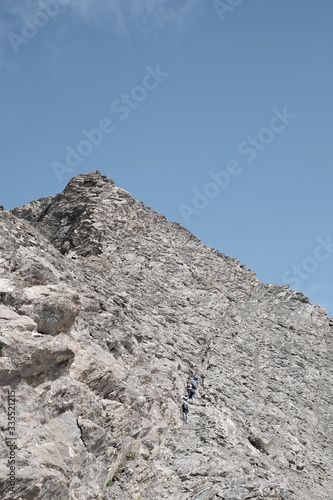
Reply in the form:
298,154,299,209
0,171,332,499
1,284,81,335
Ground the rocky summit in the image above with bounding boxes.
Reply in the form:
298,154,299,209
0,171,332,500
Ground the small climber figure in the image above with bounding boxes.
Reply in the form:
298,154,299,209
182,397,189,423
186,382,192,397
200,374,206,387
189,387,196,402
201,355,206,363
232,331,239,338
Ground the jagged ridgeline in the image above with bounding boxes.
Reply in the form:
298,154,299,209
0,171,332,500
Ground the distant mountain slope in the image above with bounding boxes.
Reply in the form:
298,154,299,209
0,171,331,499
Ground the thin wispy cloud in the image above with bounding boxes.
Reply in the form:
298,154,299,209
0,0,201,71
1,0,37,25
68,0,202,34
1,0,202,36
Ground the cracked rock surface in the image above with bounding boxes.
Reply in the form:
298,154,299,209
0,171,332,499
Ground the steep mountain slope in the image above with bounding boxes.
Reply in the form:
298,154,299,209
0,171,332,499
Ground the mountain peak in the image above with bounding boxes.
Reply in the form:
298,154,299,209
63,169,115,192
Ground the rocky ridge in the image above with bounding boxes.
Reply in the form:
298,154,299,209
0,171,332,499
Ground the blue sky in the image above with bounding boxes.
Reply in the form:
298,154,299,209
1,0,333,316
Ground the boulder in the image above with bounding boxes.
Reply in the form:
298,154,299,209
0,329,75,384
1,285,81,335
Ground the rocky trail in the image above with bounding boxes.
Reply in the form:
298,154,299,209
0,171,332,499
